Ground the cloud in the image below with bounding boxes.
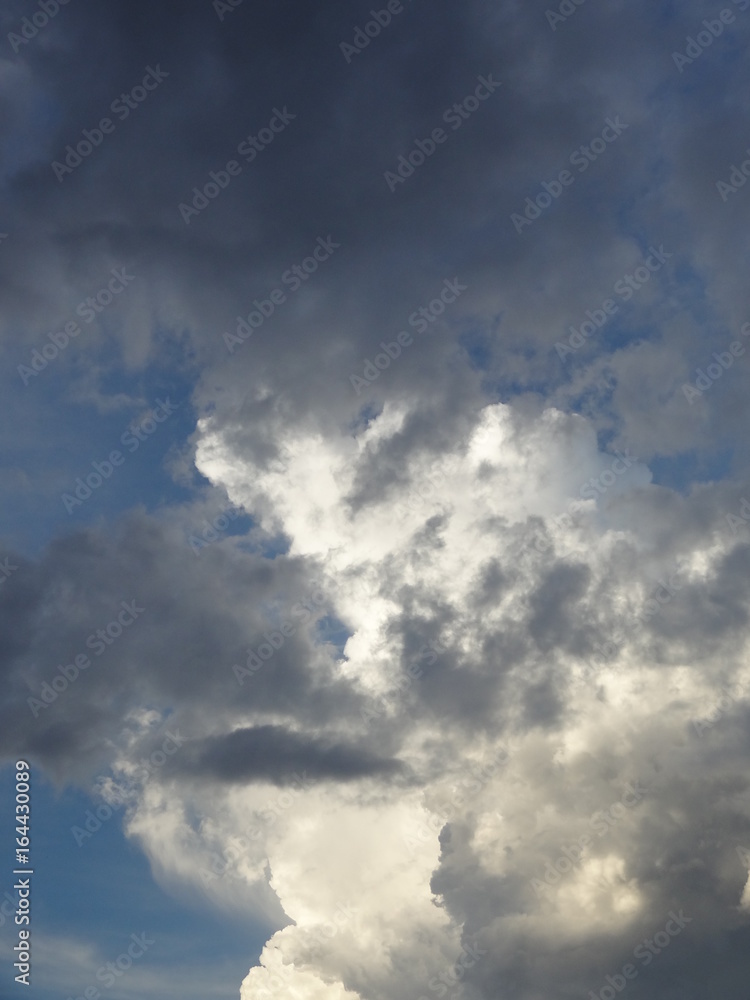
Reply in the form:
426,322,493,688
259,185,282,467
2,0,750,997
180,725,407,786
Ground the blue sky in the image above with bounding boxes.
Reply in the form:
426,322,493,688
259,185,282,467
0,765,268,1000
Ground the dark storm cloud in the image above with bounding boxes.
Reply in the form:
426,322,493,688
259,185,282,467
432,711,750,1000
527,560,591,654
179,724,407,785
0,513,372,781
2,0,745,464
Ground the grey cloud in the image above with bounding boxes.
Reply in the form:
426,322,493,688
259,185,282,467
178,724,407,786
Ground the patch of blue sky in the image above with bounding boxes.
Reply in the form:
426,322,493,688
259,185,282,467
2,338,200,555
0,764,269,1000
459,328,493,372
313,614,352,658
649,449,735,493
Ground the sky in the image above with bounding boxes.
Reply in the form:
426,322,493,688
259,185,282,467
1,0,750,998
